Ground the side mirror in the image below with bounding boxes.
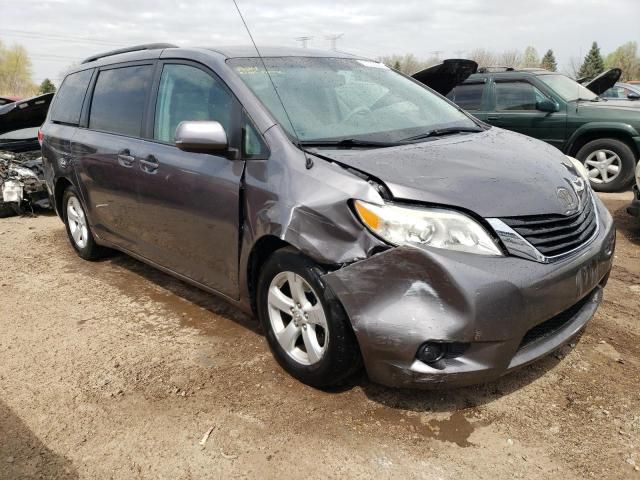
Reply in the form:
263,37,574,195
628,92,640,100
175,121,228,154
536,99,559,113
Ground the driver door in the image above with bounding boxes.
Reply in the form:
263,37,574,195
132,62,245,299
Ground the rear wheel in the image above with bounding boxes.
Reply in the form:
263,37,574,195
576,138,636,192
257,247,361,388
62,186,109,260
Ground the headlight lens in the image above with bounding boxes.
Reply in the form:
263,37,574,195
354,200,502,256
566,155,590,182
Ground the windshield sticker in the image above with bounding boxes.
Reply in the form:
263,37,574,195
357,60,389,69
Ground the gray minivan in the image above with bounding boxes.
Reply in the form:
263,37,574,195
41,44,615,389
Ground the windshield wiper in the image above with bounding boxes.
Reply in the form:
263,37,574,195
400,126,484,143
299,138,403,149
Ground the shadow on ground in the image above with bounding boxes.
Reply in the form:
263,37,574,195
0,400,78,480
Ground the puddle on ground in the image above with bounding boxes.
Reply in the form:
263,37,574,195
371,407,478,447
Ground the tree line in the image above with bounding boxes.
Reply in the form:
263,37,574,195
380,41,640,82
0,41,56,98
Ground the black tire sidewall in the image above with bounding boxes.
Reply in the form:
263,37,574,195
257,248,360,388
576,138,636,192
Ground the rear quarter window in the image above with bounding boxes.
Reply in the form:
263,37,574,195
447,83,485,111
89,64,154,137
50,69,93,125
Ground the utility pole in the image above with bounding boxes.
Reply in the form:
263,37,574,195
295,36,313,48
325,33,344,51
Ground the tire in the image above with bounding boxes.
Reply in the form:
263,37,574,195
62,186,109,260
576,138,637,192
256,247,361,388
0,201,21,218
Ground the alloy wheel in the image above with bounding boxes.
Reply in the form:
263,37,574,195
267,271,328,365
584,149,621,184
66,196,89,249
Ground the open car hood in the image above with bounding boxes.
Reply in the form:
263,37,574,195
0,96,20,106
581,68,622,95
0,93,54,136
411,59,478,96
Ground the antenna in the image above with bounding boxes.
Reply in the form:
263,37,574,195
232,0,303,149
295,36,313,48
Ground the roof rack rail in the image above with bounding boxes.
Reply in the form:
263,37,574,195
477,66,515,73
81,43,178,64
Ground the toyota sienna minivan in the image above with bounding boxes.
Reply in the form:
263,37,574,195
41,44,615,389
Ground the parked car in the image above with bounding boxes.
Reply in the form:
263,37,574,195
427,66,640,192
41,44,615,389
0,93,54,215
602,82,640,101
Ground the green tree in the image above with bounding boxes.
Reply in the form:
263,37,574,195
39,78,56,94
540,49,558,72
578,42,605,79
605,41,640,81
521,46,540,68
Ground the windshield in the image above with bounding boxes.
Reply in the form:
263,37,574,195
538,74,598,102
229,57,478,143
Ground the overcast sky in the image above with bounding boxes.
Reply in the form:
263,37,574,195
2,0,639,84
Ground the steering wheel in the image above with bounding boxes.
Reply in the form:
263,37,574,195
343,106,371,123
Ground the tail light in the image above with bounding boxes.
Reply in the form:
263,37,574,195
37,128,44,146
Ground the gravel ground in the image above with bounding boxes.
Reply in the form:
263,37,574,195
0,192,638,480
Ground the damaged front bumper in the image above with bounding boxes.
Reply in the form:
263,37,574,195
323,198,615,389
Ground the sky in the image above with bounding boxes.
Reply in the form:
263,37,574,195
1,0,639,84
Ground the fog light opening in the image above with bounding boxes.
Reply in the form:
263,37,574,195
416,341,470,365
416,342,445,364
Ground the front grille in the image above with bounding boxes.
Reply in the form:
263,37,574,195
500,191,596,258
519,292,593,349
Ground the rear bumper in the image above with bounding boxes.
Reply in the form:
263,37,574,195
323,196,615,389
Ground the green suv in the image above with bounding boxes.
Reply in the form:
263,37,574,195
443,68,640,192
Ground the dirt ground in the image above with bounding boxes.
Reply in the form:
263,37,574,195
0,192,638,480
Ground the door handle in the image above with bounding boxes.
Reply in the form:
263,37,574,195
117,150,135,168
139,155,159,174
487,115,499,120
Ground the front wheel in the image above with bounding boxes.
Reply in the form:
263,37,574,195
257,247,361,388
576,138,637,192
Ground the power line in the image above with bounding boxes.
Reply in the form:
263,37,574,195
0,29,127,47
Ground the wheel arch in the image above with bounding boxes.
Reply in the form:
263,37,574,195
246,235,292,315
53,177,73,219
567,123,640,160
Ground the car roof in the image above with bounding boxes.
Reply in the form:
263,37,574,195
67,44,365,76
204,45,361,59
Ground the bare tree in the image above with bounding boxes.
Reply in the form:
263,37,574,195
500,50,522,68
0,42,37,97
468,48,498,68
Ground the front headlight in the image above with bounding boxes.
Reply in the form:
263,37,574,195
354,200,503,256
566,155,590,182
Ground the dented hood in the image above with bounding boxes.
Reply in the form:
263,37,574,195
312,127,580,218
412,59,478,96
0,93,54,135
581,68,621,95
